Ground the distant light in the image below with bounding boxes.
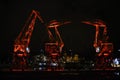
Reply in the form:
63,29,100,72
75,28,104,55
96,47,100,53
39,67,42,70
26,47,30,53
92,64,95,67
43,63,46,65
113,58,119,65
114,72,119,76
111,58,120,67
39,63,42,66
33,68,37,71
51,63,58,66
118,49,120,52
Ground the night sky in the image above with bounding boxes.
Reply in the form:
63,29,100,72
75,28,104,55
1,0,120,62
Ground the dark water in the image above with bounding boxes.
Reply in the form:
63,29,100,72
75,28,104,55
0,70,120,80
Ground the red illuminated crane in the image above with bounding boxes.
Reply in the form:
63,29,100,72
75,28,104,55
45,20,71,71
82,19,114,67
82,19,113,56
45,20,71,54
13,10,44,69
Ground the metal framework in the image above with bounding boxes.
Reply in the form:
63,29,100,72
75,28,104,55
82,19,113,67
13,10,44,69
45,20,71,71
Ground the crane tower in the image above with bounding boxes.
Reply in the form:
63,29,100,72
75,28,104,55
82,19,113,67
12,10,44,69
45,20,71,71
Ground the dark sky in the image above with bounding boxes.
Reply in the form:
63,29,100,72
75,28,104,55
1,0,120,61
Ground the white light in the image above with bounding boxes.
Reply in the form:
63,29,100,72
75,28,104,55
39,63,42,66
26,47,30,53
114,72,120,76
118,49,120,52
96,47,100,53
43,63,46,65
113,58,119,65
33,68,36,70
39,67,42,70
43,56,47,61
51,63,58,66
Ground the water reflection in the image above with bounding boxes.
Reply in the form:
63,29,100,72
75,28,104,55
1,70,120,80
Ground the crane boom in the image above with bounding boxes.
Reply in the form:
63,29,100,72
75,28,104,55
82,19,107,48
14,10,44,53
82,19,113,56
13,10,44,69
46,20,71,53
